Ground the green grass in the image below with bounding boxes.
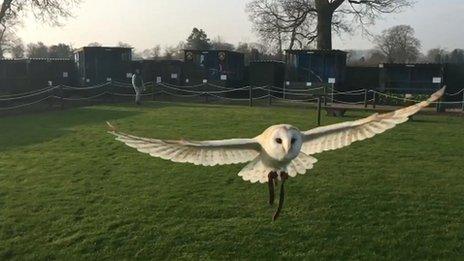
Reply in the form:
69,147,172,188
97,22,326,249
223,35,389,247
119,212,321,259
1,102,463,260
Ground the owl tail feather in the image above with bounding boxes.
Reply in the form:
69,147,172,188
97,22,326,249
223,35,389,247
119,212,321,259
238,156,274,184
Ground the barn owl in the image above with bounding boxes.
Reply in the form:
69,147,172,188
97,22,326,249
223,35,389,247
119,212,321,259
108,87,445,220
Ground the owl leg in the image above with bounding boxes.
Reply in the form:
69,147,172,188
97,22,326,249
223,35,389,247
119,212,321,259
268,171,278,205
273,172,289,221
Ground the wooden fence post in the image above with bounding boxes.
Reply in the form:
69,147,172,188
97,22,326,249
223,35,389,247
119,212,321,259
331,83,335,105
152,83,156,101
372,91,377,109
461,90,464,112
204,92,209,103
436,90,444,113
59,85,64,110
268,86,272,106
109,82,115,103
364,89,368,108
323,85,327,106
317,97,322,126
249,85,253,107
283,82,286,100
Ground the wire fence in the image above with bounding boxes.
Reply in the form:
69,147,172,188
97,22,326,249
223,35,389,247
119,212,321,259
1,80,463,113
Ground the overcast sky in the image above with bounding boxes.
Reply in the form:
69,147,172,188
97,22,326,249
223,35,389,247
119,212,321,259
16,0,464,52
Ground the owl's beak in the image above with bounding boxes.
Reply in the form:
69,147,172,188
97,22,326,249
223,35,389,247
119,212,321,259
283,142,291,154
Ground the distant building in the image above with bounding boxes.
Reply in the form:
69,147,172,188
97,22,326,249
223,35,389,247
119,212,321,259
73,46,132,85
285,49,347,89
249,60,285,88
378,63,444,93
182,50,245,87
0,58,75,94
132,59,184,85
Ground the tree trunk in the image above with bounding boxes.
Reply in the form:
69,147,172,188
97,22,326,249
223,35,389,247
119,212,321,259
288,30,296,50
0,1,13,25
277,31,284,60
315,0,334,50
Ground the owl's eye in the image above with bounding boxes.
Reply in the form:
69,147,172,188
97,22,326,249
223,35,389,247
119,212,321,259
275,138,282,144
291,138,296,144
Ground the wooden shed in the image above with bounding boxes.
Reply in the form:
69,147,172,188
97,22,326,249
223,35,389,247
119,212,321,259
74,46,132,85
378,63,444,93
182,50,245,87
0,58,75,94
285,49,347,89
249,60,285,88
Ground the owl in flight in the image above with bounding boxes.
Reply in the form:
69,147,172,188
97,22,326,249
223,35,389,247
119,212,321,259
108,87,444,220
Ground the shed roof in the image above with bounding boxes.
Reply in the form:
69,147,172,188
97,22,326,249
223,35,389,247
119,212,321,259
250,60,285,64
379,63,444,68
285,49,347,55
184,49,244,55
0,58,72,62
74,46,132,53
133,58,182,62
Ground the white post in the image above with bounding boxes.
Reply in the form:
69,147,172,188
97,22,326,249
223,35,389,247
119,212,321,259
328,78,336,105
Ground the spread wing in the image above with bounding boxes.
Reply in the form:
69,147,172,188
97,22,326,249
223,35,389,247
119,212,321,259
301,87,445,155
108,126,261,166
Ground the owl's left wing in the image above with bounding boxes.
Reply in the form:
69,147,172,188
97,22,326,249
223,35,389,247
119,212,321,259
300,87,445,155
108,126,261,166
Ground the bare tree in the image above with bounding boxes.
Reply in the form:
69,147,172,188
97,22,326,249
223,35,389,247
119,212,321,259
26,41,48,58
0,0,79,58
375,25,421,63
247,0,412,50
314,0,413,49
87,42,102,47
9,40,23,57
236,41,283,63
164,41,185,60
247,0,318,55
448,49,464,64
48,43,73,58
426,48,448,63
9,37,23,57
211,36,235,51
0,28,16,57
117,42,132,48
236,42,259,64
1,0,81,32
0,6,20,58
140,45,161,59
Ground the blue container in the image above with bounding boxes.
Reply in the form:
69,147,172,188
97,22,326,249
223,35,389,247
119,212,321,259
379,63,444,94
183,50,245,87
285,49,347,89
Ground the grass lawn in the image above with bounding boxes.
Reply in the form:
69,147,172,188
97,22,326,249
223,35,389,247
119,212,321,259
1,102,463,259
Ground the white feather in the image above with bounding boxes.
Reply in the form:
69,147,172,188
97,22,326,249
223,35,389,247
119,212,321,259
110,132,261,166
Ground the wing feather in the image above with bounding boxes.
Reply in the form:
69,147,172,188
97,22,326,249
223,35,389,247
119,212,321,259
109,130,261,166
301,87,445,155
285,152,318,178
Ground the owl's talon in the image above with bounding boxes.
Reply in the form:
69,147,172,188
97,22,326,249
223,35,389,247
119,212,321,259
272,172,288,221
268,171,278,205
280,172,289,181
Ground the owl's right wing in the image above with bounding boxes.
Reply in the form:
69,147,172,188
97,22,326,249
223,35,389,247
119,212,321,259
300,87,445,155
108,125,261,166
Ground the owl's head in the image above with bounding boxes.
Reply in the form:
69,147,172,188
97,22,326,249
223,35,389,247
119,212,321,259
261,124,302,161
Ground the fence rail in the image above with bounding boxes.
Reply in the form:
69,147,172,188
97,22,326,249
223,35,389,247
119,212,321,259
1,81,463,113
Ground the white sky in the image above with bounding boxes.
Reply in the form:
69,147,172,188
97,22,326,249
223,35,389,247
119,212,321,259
15,0,464,52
